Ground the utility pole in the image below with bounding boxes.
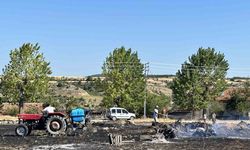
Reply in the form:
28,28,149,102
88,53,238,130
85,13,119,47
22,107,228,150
144,62,149,118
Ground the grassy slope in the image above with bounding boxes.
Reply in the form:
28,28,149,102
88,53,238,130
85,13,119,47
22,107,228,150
0,76,246,108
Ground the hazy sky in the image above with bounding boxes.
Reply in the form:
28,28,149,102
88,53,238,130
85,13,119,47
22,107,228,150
0,0,250,77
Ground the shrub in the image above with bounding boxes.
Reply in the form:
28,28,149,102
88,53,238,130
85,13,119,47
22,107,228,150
86,76,94,81
65,98,85,112
77,80,82,85
3,107,19,116
25,107,39,114
226,92,250,113
210,101,225,113
0,104,3,113
57,80,66,87
146,93,171,117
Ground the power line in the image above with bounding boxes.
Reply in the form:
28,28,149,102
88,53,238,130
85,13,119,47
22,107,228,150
82,60,250,73
102,61,250,76
150,66,250,73
151,62,250,71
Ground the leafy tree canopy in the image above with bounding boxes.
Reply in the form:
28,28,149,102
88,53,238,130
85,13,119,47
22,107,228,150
1,43,51,112
102,46,145,114
171,47,229,111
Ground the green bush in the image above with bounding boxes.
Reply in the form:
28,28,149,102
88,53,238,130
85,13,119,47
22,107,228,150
210,101,225,113
86,76,94,81
146,93,170,117
3,107,19,116
57,80,67,87
25,107,39,114
226,93,250,113
0,97,2,105
0,104,3,113
65,98,85,112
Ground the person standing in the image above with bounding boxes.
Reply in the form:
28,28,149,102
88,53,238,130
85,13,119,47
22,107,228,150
203,113,207,124
212,112,216,124
163,108,166,118
153,105,159,123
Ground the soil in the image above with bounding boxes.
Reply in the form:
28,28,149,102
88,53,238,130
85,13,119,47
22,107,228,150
0,122,250,150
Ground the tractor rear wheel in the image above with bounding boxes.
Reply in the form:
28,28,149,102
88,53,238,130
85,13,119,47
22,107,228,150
45,115,66,136
15,124,28,136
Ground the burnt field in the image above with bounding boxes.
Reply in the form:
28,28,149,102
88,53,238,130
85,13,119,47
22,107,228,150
1,122,250,150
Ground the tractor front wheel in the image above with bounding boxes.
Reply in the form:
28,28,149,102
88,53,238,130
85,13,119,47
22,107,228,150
45,115,66,136
15,124,28,136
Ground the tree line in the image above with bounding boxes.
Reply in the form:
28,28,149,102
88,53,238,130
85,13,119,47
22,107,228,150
0,43,249,116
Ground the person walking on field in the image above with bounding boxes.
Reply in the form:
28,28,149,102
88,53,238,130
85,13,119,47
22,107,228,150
153,105,159,123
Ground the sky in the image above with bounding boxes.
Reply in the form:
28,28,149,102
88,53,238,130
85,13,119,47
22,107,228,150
0,0,250,77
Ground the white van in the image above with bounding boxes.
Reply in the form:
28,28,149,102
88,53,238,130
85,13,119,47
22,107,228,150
107,107,136,121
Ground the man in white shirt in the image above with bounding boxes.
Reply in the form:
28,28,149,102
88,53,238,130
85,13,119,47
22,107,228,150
43,103,55,113
153,105,159,123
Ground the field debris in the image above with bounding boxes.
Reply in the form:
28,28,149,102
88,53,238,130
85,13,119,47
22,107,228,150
1,120,250,149
108,134,122,145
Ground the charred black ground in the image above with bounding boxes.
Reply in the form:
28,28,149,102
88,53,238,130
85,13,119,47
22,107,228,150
0,122,250,150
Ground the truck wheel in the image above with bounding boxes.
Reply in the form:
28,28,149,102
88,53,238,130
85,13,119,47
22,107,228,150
45,115,66,136
130,116,135,120
15,124,28,136
112,116,117,121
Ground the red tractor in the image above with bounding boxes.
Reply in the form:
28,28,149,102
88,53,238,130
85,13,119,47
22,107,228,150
15,112,67,136
15,108,90,136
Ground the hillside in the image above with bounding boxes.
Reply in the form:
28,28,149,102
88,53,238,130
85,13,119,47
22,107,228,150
0,76,248,108
50,75,173,94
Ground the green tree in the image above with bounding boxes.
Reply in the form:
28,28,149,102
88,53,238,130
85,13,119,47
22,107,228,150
102,47,145,114
226,80,250,113
82,77,105,96
147,93,170,116
210,100,225,113
1,43,52,113
171,47,229,114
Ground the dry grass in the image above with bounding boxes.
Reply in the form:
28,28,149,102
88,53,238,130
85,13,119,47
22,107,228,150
0,115,18,120
134,118,176,123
